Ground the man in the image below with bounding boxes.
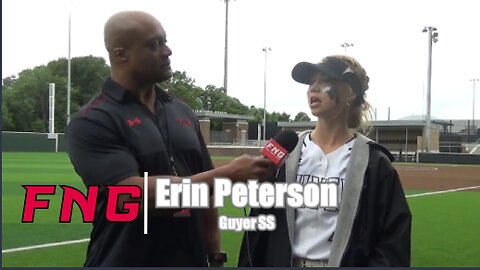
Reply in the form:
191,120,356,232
67,11,272,266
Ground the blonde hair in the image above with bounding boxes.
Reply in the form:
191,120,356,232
324,55,373,135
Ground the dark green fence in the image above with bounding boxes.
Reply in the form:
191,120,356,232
2,131,67,152
418,152,480,165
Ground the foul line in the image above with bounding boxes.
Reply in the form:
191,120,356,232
397,166,438,171
2,238,90,254
4,185,480,254
406,185,480,198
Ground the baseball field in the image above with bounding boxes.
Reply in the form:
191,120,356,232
2,152,479,267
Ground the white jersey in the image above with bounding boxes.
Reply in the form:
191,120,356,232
292,133,355,260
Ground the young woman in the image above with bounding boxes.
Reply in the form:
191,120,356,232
238,55,411,267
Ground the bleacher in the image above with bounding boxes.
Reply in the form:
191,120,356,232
390,151,417,162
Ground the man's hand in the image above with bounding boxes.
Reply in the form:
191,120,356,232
224,154,275,182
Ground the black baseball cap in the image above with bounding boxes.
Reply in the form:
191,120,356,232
291,56,368,104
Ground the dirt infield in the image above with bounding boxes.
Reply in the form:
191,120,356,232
212,160,480,192
395,164,480,191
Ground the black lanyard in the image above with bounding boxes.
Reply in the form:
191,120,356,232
139,89,178,177
157,99,178,176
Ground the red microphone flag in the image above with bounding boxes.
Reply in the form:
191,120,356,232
260,139,289,166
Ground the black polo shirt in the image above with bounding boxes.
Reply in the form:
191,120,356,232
67,77,213,266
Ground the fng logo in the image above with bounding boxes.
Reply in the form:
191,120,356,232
260,139,288,166
264,142,286,160
21,185,141,223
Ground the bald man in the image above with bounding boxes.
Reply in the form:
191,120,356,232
67,11,273,266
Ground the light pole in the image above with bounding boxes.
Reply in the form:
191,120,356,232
262,46,271,141
422,26,438,152
66,12,72,125
470,78,479,135
223,0,230,94
340,42,354,54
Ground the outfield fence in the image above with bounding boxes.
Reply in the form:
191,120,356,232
418,152,480,165
2,131,66,152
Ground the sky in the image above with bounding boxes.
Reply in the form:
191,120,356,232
2,0,479,121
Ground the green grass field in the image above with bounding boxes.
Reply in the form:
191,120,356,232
2,152,480,267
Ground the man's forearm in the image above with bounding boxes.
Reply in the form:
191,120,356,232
202,197,221,253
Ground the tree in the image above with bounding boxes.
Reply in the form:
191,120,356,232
269,111,291,122
224,96,249,115
2,75,16,91
294,112,311,122
3,57,296,132
199,85,249,115
161,71,203,110
280,112,291,121
2,76,17,130
247,106,291,122
247,106,265,122
2,56,110,132
3,66,63,132
47,56,110,113
199,85,225,112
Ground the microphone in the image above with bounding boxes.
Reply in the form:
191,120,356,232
242,130,298,267
260,130,299,166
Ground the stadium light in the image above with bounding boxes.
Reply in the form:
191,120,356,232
262,46,271,141
422,26,439,152
66,12,72,125
340,42,354,54
470,78,479,135
222,0,233,94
